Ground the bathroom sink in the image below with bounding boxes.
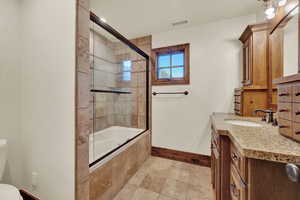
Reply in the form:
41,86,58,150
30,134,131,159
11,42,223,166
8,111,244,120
225,120,262,127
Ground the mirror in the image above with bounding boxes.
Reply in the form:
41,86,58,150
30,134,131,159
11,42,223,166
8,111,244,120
270,6,299,107
283,9,299,76
271,7,299,80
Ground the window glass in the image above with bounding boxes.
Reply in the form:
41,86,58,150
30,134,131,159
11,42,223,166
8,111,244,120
172,52,184,66
122,60,132,71
122,60,132,81
172,67,184,78
122,72,131,81
158,68,171,79
158,54,170,67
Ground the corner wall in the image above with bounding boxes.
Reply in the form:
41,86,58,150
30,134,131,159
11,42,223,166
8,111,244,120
152,14,256,155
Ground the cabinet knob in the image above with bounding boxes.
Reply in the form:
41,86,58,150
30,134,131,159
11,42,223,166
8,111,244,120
279,125,289,129
295,93,300,96
279,109,289,112
286,163,300,183
279,93,289,97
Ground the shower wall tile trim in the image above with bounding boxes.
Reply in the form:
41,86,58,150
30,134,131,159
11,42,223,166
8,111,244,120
76,0,90,199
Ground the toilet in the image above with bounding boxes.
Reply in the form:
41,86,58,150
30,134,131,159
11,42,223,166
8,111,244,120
0,139,23,200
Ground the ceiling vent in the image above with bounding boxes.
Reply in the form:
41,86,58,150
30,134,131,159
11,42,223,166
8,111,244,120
172,20,188,27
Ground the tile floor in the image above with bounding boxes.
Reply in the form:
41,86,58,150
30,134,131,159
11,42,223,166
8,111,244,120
113,156,213,200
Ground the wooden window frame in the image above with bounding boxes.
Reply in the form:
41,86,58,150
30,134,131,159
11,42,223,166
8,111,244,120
151,43,190,86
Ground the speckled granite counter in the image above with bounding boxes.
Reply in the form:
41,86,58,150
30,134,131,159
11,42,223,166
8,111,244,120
211,113,300,165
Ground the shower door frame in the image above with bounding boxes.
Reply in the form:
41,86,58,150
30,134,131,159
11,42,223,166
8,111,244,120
89,12,150,168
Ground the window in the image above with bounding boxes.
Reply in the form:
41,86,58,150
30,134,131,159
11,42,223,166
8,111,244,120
122,60,132,81
152,43,190,85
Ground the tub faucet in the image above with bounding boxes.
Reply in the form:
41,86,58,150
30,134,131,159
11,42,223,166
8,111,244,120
253,109,275,124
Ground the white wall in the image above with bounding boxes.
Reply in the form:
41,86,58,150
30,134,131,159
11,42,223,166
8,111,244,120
0,0,23,187
19,1,76,199
152,14,256,155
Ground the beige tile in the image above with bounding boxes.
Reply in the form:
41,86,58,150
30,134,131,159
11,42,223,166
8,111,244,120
77,72,90,109
76,178,89,200
77,6,89,40
77,35,90,74
186,185,213,200
136,133,151,167
140,174,167,193
168,168,190,183
90,163,113,200
150,157,174,170
78,0,89,11
77,108,92,138
161,179,188,200
189,168,211,189
157,195,175,200
128,171,147,186
113,184,138,200
132,188,159,200
76,135,89,183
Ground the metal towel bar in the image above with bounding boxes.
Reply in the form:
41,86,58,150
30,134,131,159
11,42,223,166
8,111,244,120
152,91,189,96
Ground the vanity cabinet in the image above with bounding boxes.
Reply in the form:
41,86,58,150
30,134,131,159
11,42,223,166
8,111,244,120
211,128,230,200
234,23,270,116
234,89,268,116
276,81,300,142
211,125,300,200
239,23,269,88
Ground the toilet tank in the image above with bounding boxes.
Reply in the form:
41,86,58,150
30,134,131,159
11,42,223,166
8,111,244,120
0,139,8,181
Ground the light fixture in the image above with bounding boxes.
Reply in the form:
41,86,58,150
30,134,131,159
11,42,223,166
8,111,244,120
100,17,107,23
266,12,276,19
265,6,275,16
277,0,287,7
258,0,277,19
265,1,276,19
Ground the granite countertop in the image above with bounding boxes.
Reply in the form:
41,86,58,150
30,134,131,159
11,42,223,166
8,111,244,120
211,113,300,165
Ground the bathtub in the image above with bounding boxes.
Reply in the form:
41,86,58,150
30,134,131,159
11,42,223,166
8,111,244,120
89,126,144,164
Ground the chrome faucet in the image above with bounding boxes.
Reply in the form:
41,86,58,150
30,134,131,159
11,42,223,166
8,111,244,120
253,109,275,124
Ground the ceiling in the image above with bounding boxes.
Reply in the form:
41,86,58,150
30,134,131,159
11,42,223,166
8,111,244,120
91,0,259,39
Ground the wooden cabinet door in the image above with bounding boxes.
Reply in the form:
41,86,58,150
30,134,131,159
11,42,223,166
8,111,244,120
243,38,252,86
212,142,221,200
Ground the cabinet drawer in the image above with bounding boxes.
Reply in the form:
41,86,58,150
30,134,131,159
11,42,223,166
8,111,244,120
293,122,300,142
278,102,292,120
278,85,292,102
235,103,241,111
230,164,247,200
235,109,242,116
278,118,293,139
292,84,300,103
292,103,300,123
230,144,247,182
235,89,242,96
235,95,242,103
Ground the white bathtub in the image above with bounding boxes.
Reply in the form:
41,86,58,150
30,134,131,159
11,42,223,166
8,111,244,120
89,126,144,164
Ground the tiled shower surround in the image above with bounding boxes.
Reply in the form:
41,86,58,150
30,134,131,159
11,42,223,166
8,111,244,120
90,28,150,131
75,2,152,199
